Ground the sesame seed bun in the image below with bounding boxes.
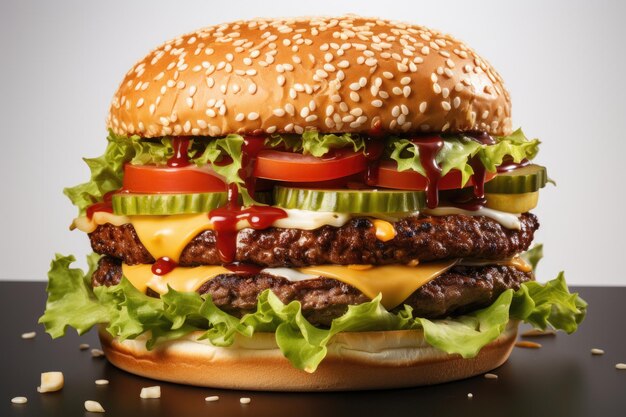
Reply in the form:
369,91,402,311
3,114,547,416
107,15,512,138
98,321,518,391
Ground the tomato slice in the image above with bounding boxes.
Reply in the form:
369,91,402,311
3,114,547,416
122,164,226,193
371,161,496,190
254,149,367,182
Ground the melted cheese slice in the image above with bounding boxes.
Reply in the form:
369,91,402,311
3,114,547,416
299,261,457,309
130,214,213,262
122,263,230,294
122,260,458,310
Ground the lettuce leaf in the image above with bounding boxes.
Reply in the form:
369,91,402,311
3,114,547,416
266,131,366,157
388,129,541,188
192,134,256,206
40,254,587,372
522,243,544,271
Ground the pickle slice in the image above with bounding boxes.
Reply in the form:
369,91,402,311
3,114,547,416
485,192,539,213
112,193,227,215
485,164,548,194
273,186,426,213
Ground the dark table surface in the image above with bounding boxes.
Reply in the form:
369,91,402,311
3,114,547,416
1,282,624,417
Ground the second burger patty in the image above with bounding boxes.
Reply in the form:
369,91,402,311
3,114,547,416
93,256,532,326
90,213,539,267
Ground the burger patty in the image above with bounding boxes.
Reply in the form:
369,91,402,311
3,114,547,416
89,213,539,267
93,256,532,326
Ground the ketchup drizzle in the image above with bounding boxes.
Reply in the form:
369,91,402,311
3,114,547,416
152,257,178,276
412,136,444,209
224,262,263,275
86,190,116,219
209,135,288,265
167,137,191,167
364,137,385,185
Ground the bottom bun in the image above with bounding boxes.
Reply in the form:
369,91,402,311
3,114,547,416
99,321,518,391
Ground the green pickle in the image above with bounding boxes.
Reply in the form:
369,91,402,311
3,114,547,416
484,164,548,194
273,186,426,213
112,192,227,215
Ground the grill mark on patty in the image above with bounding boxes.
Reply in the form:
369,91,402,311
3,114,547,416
93,256,532,326
89,213,539,267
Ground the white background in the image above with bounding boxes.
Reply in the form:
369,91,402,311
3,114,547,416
1,0,624,286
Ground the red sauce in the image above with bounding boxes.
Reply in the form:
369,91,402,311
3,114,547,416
470,155,487,200
364,137,385,185
208,134,287,264
447,131,493,210
241,135,267,197
412,136,444,209
151,257,178,276
497,158,530,173
224,262,263,275
167,137,191,167
86,190,116,219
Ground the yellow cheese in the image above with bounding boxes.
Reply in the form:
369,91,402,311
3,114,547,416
122,263,230,294
299,260,458,309
508,256,533,273
121,260,458,310
371,219,396,242
130,214,213,262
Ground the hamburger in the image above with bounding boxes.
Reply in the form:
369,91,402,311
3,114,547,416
40,15,586,391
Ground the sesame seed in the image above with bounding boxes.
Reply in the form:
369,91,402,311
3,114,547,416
371,100,383,107
12,397,27,404
616,363,626,370
247,112,259,121
484,373,498,380
591,348,605,355
382,71,394,79
337,60,350,68
467,393,473,399
349,91,360,102
349,82,361,91
359,77,367,87
453,97,461,109
392,106,400,117
419,102,428,113
401,76,411,85
240,397,251,404
235,113,245,122
392,87,402,95
79,343,90,350
403,86,411,97
95,379,109,385
277,75,286,86
205,396,220,402
21,331,36,339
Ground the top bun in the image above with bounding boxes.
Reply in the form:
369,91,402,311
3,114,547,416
107,15,512,138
